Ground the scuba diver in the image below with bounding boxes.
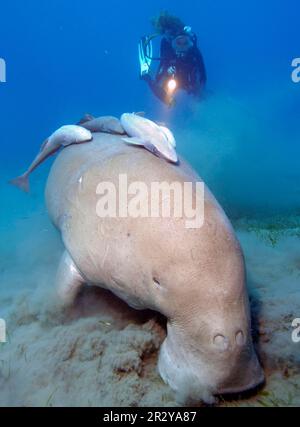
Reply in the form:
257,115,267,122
139,12,207,106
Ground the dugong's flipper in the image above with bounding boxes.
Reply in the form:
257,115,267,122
55,250,85,306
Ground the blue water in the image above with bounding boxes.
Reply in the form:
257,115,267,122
1,0,299,218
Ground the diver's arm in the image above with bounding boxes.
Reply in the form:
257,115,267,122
149,81,168,103
156,38,171,82
141,37,171,104
143,69,171,105
156,62,166,82
143,74,169,104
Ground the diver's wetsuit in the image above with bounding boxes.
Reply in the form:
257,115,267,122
144,32,206,104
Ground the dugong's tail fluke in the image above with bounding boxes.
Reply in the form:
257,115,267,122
9,173,30,193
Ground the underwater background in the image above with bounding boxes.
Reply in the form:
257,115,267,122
0,0,300,406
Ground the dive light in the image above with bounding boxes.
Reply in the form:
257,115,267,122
167,78,177,93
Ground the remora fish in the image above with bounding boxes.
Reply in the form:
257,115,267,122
77,114,125,135
9,125,92,193
120,113,178,163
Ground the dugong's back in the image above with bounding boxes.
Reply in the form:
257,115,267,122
47,133,182,221
46,131,228,292
46,133,131,227
47,131,241,299
46,132,218,226
46,131,237,285
45,131,263,400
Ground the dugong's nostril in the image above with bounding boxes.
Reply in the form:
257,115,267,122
213,334,229,351
236,330,245,346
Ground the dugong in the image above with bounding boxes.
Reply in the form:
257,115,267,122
45,130,264,403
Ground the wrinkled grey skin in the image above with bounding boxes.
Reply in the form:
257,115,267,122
45,131,264,403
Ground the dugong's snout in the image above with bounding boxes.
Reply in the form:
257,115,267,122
216,343,264,396
158,320,264,404
210,327,264,395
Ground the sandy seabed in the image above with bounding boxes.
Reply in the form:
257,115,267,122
0,178,300,407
